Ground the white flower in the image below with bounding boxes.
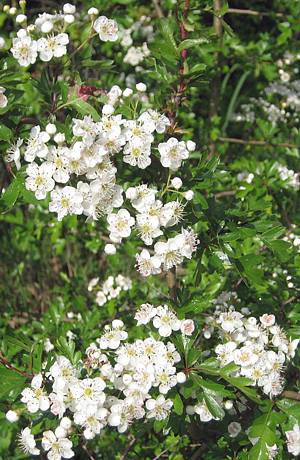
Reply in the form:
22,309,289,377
25,162,55,200
286,424,300,456
93,16,118,42
158,137,189,170
6,138,23,170
63,3,76,14
126,185,156,212
47,146,71,183
139,109,170,134
146,395,173,420
97,320,128,349
154,238,183,271
194,401,216,422
11,34,38,66
181,319,195,336
260,314,276,327
228,421,241,438
21,374,50,413
233,346,259,367
49,186,83,220
215,342,237,366
136,249,162,277
42,430,74,460
18,427,40,455
37,33,69,61
24,125,50,162
135,303,157,325
136,213,162,245
152,305,181,337
107,209,135,240
123,139,151,169
49,356,77,393
0,86,8,108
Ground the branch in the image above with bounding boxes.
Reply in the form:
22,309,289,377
208,0,223,158
119,436,136,460
167,266,177,303
0,351,34,378
152,0,164,18
281,391,300,401
227,8,284,18
168,0,190,131
217,137,298,149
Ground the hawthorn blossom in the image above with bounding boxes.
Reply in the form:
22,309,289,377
158,137,189,170
0,86,8,108
136,249,162,277
21,374,50,413
11,33,38,66
93,16,118,42
152,305,181,337
146,395,173,420
286,424,300,456
18,427,40,455
49,186,83,220
37,33,69,61
25,162,55,199
42,431,74,460
107,209,135,241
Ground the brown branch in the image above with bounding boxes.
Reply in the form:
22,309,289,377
168,0,190,131
227,8,284,18
152,0,164,18
119,436,136,460
215,190,235,199
208,0,223,159
281,391,300,401
0,351,34,378
167,266,177,303
217,137,298,149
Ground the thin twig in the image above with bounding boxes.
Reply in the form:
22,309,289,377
281,391,300,401
217,137,298,149
208,0,223,159
227,8,284,18
215,190,235,198
0,351,34,378
119,436,136,460
167,266,177,303
152,0,164,18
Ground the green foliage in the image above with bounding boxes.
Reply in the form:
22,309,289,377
0,0,300,459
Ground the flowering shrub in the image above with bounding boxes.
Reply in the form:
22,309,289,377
1,1,300,459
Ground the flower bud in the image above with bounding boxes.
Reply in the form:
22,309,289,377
6,410,19,422
136,82,147,92
88,7,99,16
41,21,53,33
9,7,17,15
54,133,65,144
184,190,194,201
64,14,75,24
177,372,186,384
171,177,182,190
63,3,76,14
104,243,116,255
123,88,133,98
46,123,57,136
16,14,27,24
186,140,196,151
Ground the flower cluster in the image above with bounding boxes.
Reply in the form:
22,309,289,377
135,303,195,337
13,308,192,458
88,274,132,306
7,85,198,274
212,308,299,397
10,3,118,67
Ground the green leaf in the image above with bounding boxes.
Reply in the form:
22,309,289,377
173,393,184,415
0,123,12,141
68,97,100,121
0,174,24,211
178,38,209,51
0,366,27,400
